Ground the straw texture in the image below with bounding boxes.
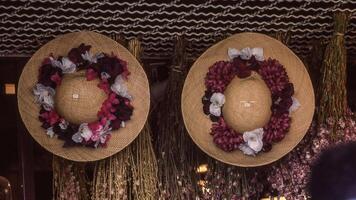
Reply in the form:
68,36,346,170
181,32,315,167
17,31,150,162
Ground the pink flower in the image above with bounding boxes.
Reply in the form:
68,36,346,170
86,68,98,81
50,72,62,86
98,79,110,94
40,110,60,126
88,121,103,135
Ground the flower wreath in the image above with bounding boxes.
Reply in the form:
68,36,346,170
202,47,300,156
33,43,134,148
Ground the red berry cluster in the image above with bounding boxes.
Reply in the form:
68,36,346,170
211,118,243,152
205,61,235,93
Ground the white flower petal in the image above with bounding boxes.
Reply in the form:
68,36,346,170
46,127,55,138
209,104,221,117
50,57,62,68
210,92,225,107
238,143,256,156
228,48,240,59
243,128,264,153
240,47,253,60
60,57,76,73
72,132,83,143
251,47,264,61
78,123,93,142
59,120,68,130
121,121,126,128
111,75,132,100
33,84,55,111
289,97,301,113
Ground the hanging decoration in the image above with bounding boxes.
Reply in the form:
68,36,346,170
317,11,350,133
91,34,133,200
127,38,159,200
156,36,201,199
267,12,355,199
33,43,134,148
202,47,298,155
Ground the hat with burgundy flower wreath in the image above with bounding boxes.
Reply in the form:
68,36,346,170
17,31,150,162
181,32,315,167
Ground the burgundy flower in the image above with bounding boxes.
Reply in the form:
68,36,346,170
247,56,261,71
38,64,63,88
114,96,133,121
272,96,293,115
233,57,252,78
111,119,122,130
86,68,98,81
39,109,60,126
50,72,62,86
97,56,125,84
67,43,91,65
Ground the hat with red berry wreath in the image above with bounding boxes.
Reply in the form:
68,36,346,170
17,32,150,162
181,32,314,167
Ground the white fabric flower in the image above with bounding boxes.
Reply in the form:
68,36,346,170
33,83,55,111
111,75,132,100
72,123,93,143
210,92,225,106
79,123,93,142
228,48,240,59
242,128,264,153
209,104,221,117
50,57,62,68
81,51,104,64
240,47,253,60
46,127,55,138
227,47,264,61
289,97,301,113
209,92,225,117
251,47,264,61
238,143,256,156
71,132,83,143
53,57,76,73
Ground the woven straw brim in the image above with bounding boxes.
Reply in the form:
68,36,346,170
18,31,150,162
181,32,315,167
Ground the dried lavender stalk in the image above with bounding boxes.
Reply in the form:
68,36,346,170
91,148,131,200
155,36,201,199
53,156,89,200
128,38,159,200
317,12,350,135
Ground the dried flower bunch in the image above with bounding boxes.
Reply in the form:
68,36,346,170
202,47,300,155
33,43,134,148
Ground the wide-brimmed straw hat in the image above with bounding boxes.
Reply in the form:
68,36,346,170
181,32,314,167
18,31,150,162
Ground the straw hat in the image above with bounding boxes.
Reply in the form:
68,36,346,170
18,31,150,162
181,32,314,167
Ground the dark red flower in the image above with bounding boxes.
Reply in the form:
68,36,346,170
97,56,125,84
67,43,91,65
232,57,251,78
50,72,62,86
114,96,133,121
86,68,98,81
39,110,60,126
111,119,122,130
